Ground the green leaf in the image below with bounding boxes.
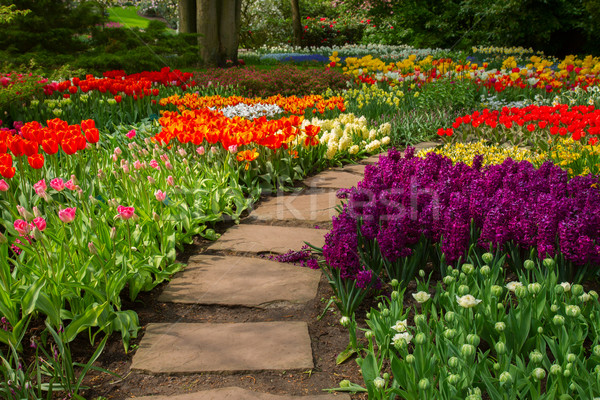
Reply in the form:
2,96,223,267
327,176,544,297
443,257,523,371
34,292,61,328
65,302,109,342
112,310,140,351
336,343,357,365
21,277,45,316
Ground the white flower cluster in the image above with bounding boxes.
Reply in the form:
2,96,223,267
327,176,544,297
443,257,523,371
298,113,391,159
210,103,284,120
479,94,532,110
471,45,542,56
533,86,600,107
251,43,449,62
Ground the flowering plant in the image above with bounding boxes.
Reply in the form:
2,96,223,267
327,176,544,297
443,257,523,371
351,254,600,399
324,147,600,289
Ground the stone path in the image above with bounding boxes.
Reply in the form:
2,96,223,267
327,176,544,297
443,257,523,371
127,151,400,399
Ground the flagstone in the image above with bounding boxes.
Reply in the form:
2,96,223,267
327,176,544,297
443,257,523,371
303,170,362,189
250,191,341,223
208,224,327,254
131,322,313,373
159,255,320,307
132,386,351,400
413,141,440,152
335,163,366,175
360,154,382,164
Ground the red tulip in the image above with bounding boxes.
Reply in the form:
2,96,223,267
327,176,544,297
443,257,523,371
0,165,15,179
81,119,96,131
42,138,59,155
8,137,25,157
85,128,99,143
0,153,12,168
27,153,44,169
23,139,38,156
61,139,78,155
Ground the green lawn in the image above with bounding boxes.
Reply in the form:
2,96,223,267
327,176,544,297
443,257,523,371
107,6,150,29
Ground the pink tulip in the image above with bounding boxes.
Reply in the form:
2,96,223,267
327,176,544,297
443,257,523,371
178,148,187,157
126,129,136,139
211,146,218,154
31,217,46,231
114,147,122,156
50,178,65,191
14,219,30,235
196,146,205,156
149,160,160,170
65,179,77,191
17,205,33,221
228,144,238,153
166,175,174,186
165,161,173,170
147,176,156,184
0,179,8,192
133,160,143,170
117,205,135,220
58,207,76,223
33,179,46,195
155,190,166,202
160,154,169,162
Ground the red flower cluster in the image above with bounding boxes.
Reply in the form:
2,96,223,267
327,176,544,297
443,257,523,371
0,118,99,177
43,67,195,98
155,109,318,151
439,104,600,143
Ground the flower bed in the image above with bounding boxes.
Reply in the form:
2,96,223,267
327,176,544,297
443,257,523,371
322,147,600,318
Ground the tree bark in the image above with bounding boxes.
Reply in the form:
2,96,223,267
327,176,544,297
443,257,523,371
290,0,302,47
178,0,196,33
195,0,242,67
197,0,220,66
219,0,242,65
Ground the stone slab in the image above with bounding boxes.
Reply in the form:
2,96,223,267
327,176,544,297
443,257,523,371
360,154,382,165
131,322,314,373
336,163,366,175
303,170,362,189
250,191,341,223
132,387,351,400
413,141,440,152
208,224,327,254
159,255,321,307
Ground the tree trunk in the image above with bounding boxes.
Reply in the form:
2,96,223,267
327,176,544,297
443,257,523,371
196,0,242,67
290,0,302,47
219,0,242,65
197,0,219,66
178,0,196,33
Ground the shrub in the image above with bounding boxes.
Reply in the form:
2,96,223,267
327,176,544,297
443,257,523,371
301,16,364,47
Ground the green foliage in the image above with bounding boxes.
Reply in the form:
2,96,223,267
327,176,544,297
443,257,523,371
107,5,151,29
353,254,600,399
1,20,199,75
0,4,30,24
0,0,104,54
137,0,177,29
301,15,364,47
339,0,600,56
